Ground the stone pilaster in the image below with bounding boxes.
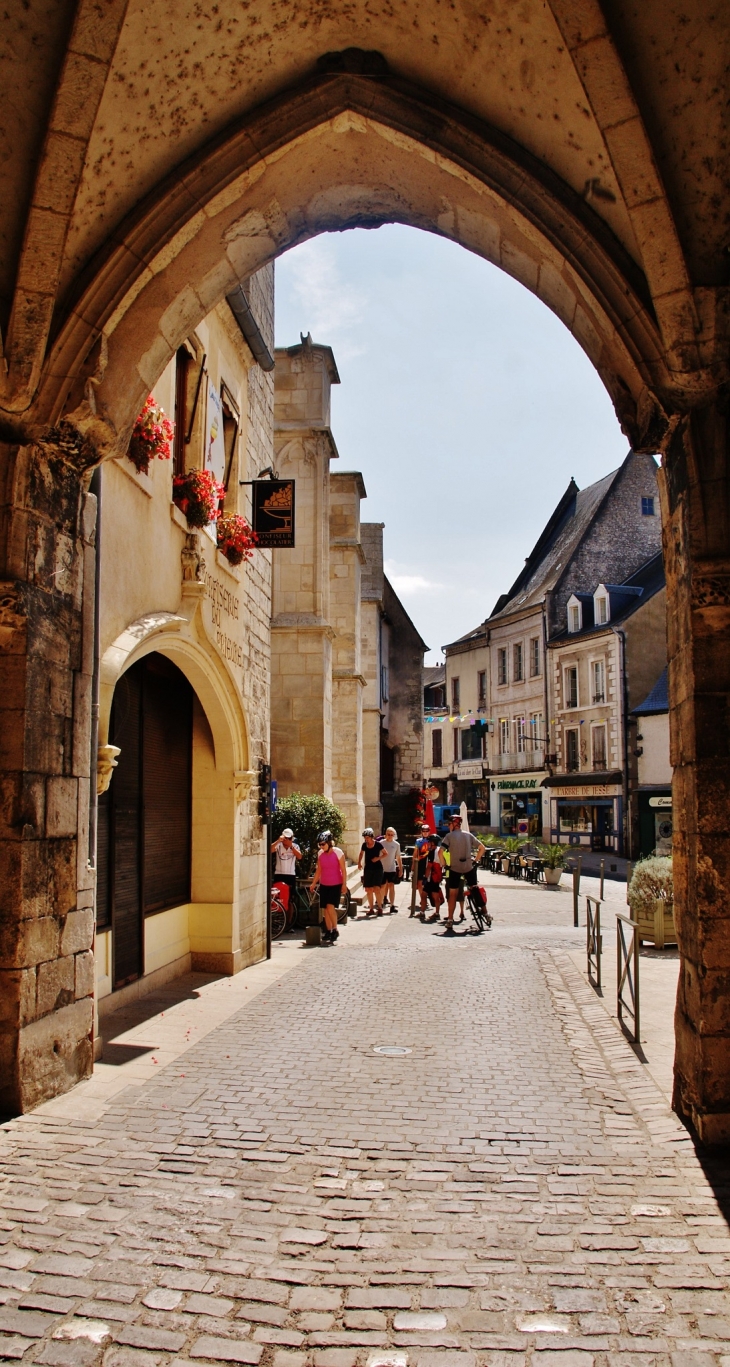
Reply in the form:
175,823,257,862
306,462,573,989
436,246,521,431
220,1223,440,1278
0,431,98,1116
661,396,730,1143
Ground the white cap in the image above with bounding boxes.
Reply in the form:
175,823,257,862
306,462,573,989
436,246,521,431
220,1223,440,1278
282,828,294,838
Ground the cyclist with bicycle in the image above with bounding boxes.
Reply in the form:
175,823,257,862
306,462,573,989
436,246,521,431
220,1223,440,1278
438,813,486,935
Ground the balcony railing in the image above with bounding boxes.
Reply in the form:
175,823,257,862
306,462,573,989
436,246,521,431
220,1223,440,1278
491,748,545,773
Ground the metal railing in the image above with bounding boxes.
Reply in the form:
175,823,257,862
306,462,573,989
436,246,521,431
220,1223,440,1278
586,896,602,993
616,912,640,1044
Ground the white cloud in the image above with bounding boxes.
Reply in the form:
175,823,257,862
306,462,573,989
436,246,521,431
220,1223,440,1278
278,238,366,358
385,561,443,596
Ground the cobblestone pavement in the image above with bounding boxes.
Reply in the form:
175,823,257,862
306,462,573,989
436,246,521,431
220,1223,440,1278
2,902,729,1367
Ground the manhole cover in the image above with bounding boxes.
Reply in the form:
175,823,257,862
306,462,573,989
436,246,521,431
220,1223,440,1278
372,1045,412,1056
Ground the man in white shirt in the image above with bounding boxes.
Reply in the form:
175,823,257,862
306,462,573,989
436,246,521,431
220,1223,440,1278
438,814,485,934
271,828,302,895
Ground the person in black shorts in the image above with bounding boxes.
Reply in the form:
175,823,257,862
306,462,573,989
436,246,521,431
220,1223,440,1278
438,813,486,934
412,823,433,916
358,828,386,916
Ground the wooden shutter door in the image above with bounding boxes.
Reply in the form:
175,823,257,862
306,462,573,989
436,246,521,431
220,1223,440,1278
110,667,143,988
142,655,192,914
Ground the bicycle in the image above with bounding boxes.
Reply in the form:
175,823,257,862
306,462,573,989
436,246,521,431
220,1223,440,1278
465,879,492,933
270,880,351,939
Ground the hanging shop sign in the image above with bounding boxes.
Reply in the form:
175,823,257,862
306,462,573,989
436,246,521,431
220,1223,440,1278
251,480,296,547
649,795,672,808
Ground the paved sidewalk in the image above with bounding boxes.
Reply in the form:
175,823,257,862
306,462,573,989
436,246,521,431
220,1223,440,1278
1,882,729,1367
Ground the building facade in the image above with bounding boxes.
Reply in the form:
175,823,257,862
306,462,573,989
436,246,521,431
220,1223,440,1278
631,668,672,858
94,270,275,1027
435,450,665,848
270,337,424,854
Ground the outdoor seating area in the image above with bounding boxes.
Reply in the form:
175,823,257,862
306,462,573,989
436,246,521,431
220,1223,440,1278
481,847,546,883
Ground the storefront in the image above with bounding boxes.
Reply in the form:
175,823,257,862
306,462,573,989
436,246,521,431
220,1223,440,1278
492,774,547,838
454,761,491,826
637,790,672,857
547,777,623,853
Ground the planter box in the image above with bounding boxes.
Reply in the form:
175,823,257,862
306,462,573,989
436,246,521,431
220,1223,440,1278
632,898,676,948
544,867,563,886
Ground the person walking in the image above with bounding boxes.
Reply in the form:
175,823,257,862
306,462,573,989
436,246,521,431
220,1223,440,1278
438,813,486,934
358,828,387,916
412,823,433,916
422,833,445,921
380,827,403,913
310,831,347,944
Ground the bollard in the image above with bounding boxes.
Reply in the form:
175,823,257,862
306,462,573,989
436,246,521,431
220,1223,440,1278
599,857,605,901
573,855,582,927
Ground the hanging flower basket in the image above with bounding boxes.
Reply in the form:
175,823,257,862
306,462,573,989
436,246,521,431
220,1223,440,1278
217,513,258,565
172,469,225,528
127,396,174,475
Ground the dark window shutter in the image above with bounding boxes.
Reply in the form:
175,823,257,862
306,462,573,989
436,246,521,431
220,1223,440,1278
110,667,143,987
142,656,192,913
96,789,111,929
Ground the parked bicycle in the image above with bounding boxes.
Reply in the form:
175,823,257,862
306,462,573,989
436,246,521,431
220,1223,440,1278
270,880,352,939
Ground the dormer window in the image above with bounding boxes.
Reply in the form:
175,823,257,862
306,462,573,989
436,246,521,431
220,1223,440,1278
594,584,610,625
567,595,582,633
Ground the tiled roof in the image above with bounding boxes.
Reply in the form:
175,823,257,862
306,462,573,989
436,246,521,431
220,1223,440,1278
633,666,669,715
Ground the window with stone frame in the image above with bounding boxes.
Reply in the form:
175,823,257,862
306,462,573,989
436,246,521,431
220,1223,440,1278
453,726,459,762
591,723,607,771
497,647,507,685
499,718,509,754
514,715,527,752
565,727,580,772
462,727,484,761
529,711,544,750
513,641,524,681
591,658,606,704
530,637,540,676
569,603,582,632
564,665,579,709
478,670,487,706
451,676,460,711
432,729,442,768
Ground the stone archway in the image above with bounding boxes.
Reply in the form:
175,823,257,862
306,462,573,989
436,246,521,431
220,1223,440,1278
0,9,728,1137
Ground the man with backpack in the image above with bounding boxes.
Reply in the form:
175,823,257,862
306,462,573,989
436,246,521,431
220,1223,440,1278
438,813,486,934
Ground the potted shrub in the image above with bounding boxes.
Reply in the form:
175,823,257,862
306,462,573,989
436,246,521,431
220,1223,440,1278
272,792,347,881
173,468,225,528
628,855,675,947
127,396,174,475
537,842,567,886
217,513,258,565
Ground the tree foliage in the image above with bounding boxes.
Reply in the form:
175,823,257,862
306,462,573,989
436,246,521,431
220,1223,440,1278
272,793,347,878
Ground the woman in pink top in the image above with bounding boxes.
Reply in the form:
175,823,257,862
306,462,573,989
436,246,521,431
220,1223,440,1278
310,831,347,943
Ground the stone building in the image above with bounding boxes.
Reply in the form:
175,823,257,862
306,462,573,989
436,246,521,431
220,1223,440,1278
439,450,663,839
546,554,666,855
20,269,277,1088
270,338,425,854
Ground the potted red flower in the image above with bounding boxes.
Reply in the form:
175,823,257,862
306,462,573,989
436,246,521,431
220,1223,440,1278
127,397,174,475
172,468,225,528
217,514,258,565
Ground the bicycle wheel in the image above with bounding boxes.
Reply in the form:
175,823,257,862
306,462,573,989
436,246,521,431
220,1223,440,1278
337,887,352,923
270,899,287,939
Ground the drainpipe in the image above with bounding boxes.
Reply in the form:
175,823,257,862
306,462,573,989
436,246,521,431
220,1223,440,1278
615,627,629,858
88,466,102,875
88,465,102,1062
226,286,275,371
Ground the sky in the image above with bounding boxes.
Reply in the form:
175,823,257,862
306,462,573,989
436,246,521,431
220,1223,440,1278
274,225,628,665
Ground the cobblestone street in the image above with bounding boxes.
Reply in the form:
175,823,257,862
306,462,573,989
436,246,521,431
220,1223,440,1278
1,887,729,1367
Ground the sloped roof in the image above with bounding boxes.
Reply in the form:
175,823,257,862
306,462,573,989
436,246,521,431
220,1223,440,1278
633,666,669,715
549,551,665,644
424,665,445,686
490,467,621,620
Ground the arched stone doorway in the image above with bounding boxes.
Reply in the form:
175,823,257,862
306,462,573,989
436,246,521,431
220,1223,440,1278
0,8,728,1139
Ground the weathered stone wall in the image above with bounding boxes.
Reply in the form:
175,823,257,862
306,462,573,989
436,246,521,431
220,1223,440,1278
0,436,98,1117
330,472,365,854
383,577,426,794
